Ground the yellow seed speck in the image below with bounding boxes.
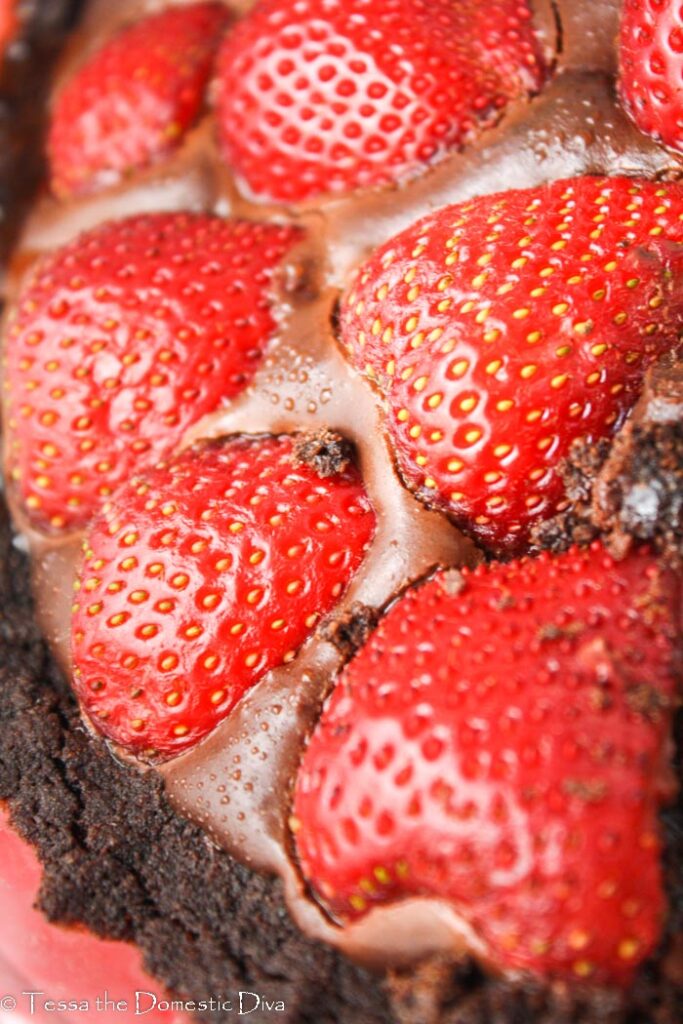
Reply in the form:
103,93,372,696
618,939,640,961
568,931,591,951
551,374,569,389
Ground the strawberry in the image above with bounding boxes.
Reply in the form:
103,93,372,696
71,433,376,757
215,0,545,204
3,212,301,532
292,543,681,985
0,0,17,56
340,176,683,554
619,0,683,155
48,3,229,198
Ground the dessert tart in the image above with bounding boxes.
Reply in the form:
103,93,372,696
0,1,681,1022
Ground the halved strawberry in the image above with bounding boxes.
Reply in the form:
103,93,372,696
340,176,683,553
3,212,301,532
293,543,680,985
48,2,229,198
215,0,545,204
71,433,376,757
619,0,683,155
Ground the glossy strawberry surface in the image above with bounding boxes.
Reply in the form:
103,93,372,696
293,543,680,984
48,2,229,198
620,0,683,155
72,435,376,757
4,212,301,532
340,176,683,552
215,0,544,203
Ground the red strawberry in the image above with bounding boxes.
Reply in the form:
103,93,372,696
71,434,376,757
619,0,683,155
3,212,301,532
215,0,545,204
340,176,683,554
0,0,17,56
293,543,680,985
48,3,229,198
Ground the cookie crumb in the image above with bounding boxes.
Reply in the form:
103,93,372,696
321,601,378,658
292,429,355,478
441,569,466,597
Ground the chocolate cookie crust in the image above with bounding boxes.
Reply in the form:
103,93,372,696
0,497,682,1024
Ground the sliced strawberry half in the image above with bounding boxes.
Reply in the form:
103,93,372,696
3,212,301,532
48,2,230,198
215,0,545,204
619,0,683,155
340,176,683,554
71,433,376,757
293,543,681,985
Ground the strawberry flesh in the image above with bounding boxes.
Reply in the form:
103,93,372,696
293,543,681,985
4,213,301,532
71,435,376,757
340,176,683,553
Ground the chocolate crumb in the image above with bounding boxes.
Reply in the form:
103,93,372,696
387,958,455,1024
537,622,585,642
292,429,355,478
593,420,683,563
441,569,466,597
533,354,683,562
561,438,612,505
562,779,609,803
530,510,599,554
321,601,379,659
626,684,671,721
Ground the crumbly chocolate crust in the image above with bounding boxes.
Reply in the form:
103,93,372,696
0,498,682,1024
532,355,683,562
